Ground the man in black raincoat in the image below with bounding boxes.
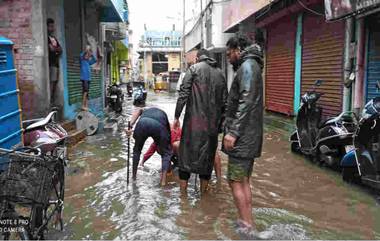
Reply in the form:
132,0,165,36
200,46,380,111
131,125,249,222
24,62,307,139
223,34,264,231
174,49,227,194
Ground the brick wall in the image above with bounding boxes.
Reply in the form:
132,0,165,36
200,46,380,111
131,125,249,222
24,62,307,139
0,0,35,120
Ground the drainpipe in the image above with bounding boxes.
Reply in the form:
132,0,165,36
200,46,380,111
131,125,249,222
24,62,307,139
80,0,85,50
343,18,354,112
354,18,365,115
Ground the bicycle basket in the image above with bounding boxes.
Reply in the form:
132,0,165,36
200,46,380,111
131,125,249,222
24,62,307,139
0,149,56,205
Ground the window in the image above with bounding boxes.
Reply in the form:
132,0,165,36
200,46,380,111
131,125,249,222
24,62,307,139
165,37,170,46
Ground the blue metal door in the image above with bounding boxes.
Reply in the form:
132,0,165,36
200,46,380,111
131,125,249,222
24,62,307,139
366,16,380,103
0,36,22,150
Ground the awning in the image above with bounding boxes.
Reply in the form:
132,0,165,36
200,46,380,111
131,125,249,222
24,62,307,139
101,0,126,22
184,21,201,52
223,0,272,32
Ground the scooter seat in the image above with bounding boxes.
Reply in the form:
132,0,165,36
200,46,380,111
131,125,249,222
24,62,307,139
24,111,56,131
319,114,354,128
320,117,339,127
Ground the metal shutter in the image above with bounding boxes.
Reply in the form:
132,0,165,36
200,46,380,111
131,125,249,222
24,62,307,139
265,15,296,115
301,13,345,118
67,57,102,105
366,15,380,102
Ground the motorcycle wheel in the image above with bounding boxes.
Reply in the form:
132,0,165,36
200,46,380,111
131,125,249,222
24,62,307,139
342,167,361,184
291,142,300,153
115,101,122,113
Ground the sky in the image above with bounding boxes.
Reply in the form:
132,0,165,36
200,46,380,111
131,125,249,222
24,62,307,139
128,0,183,59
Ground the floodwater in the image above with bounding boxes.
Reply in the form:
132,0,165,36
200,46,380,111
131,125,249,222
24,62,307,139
51,90,380,240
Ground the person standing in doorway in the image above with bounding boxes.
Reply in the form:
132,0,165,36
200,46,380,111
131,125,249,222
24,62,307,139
174,48,228,194
223,33,264,233
47,18,62,107
80,45,97,111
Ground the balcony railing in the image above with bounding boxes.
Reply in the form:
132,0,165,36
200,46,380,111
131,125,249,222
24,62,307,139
144,38,182,47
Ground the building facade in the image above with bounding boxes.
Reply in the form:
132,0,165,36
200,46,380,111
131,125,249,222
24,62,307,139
220,0,350,118
137,30,182,83
184,0,233,88
0,0,127,121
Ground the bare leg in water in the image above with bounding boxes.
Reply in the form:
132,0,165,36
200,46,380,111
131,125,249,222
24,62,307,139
229,177,254,228
214,151,222,182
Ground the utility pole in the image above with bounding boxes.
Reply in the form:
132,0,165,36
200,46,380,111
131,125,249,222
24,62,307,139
200,0,204,48
143,24,148,85
144,46,147,84
182,0,186,72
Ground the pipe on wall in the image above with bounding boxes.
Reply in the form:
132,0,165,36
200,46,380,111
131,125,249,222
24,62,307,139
342,17,354,112
354,18,365,113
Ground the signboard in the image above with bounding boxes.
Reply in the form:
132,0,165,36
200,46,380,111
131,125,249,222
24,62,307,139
325,0,380,20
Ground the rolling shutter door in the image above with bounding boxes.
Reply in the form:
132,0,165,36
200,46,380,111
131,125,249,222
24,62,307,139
67,57,102,105
366,15,380,103
301,13,344,118
265,15,296,115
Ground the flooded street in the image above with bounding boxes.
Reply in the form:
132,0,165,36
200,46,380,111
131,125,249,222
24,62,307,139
54,91,380,240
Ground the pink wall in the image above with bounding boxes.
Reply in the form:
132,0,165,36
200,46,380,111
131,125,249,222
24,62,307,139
223,0,271,31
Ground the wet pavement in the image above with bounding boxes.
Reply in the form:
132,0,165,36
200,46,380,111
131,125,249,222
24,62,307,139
50,90,380,240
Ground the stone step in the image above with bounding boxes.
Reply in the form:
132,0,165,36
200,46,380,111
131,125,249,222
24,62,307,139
66,129,86,147
61,120,76,132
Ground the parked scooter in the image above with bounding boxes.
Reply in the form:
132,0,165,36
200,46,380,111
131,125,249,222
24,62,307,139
23,111,68,157
290,80,357,167
107,83,124,113
340,81,380,188
132,82,147,106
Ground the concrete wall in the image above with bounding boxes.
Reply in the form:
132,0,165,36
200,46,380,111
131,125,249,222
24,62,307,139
211,3,233,48
0,0,49,120
145,52,153,80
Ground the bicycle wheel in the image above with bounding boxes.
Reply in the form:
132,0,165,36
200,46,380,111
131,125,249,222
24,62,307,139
55,161,65,231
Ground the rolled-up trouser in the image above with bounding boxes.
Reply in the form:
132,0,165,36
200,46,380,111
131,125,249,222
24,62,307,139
133,117,172,175
227,156,254,182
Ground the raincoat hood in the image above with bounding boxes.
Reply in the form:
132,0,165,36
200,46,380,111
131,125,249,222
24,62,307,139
198,55,218,68
240,44,264,69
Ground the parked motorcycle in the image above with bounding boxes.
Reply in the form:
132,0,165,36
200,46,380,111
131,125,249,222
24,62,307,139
126,82,133,97
107,84,124,113
340,81,380,187
290,80,357,167
132,81,147,106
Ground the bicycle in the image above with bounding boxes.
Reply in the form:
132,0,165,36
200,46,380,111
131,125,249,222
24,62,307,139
0,147,66,240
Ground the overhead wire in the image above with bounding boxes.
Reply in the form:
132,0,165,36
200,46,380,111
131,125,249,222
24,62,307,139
297,0,325,16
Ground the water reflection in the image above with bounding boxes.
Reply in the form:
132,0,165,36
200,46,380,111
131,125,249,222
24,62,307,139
58,91,380,240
